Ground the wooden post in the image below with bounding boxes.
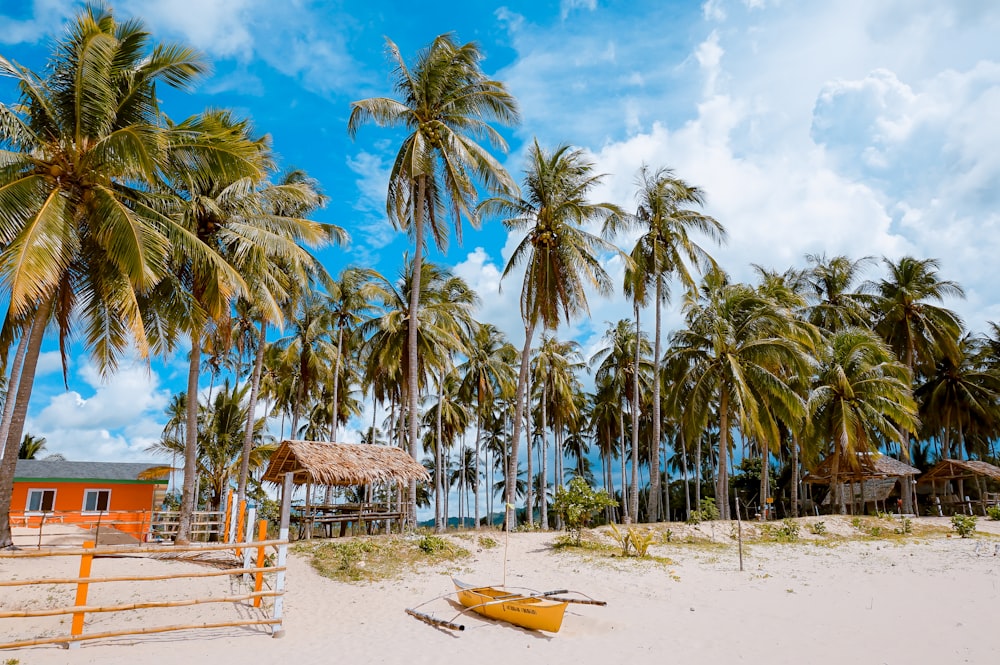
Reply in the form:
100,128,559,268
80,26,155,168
223,490,235,542
253,519,268,608
69,540,95,648
272,472,293,638
235,500,247,558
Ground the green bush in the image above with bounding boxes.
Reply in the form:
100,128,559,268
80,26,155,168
687,498,721,524
986,505,1000,521
809,521,827,535
417,535,449,554
894,517,912,535
608,523,656,557
777,519,800,541
552,477,618,545
951,514,977,538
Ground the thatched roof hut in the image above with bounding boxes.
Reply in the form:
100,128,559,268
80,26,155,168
262,440,430,487
803,451,921,483
918,459,1000,484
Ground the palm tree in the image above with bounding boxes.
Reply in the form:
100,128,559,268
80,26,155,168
327,268,387,442
348,34,519,523
160,111,335,543
604,165,725,521
916,334,1000,460
457,323,516,529
804,254,875,333
0,6,209,549
866,256,964,461
480,140,623,527
362,259,477,526
669,269,810,519
150,380,275,514
806,328,919,513
17,434,47,460
532,335,584,527
236,169,337,506
592,320,652,522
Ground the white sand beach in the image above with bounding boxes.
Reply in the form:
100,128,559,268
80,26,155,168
2,516,999,665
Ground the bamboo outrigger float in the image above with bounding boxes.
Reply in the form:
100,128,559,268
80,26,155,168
405,578,606,633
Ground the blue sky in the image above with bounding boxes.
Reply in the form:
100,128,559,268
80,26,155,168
2,0,999,466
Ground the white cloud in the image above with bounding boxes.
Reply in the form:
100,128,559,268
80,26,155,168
29,359,171,460
560,0,598,20
0,0,75,45
119,0,256,59
493,0,1000,335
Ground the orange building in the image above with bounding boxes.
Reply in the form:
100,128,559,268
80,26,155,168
11,460,169,539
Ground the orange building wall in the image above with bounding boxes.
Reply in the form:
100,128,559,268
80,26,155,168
11,480,160,539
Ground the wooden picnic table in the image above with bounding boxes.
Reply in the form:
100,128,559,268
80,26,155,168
291,503,403,538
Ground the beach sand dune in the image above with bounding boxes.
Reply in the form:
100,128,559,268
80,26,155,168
2,516,998,665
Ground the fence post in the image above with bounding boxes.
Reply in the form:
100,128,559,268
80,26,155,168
69,540,95,648
235,500,247,557
223,491,235,543
271,472,292,638
253,519,268,608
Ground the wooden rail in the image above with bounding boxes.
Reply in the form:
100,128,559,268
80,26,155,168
0,537,288,650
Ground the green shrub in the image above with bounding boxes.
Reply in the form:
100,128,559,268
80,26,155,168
986,505,1000,521
417,535,449,554
552,477,618,545
777,519,800,541
608,523,656,557
951,514,977,538
687,498,721,524
477,535,498,549
809,521,827,535
894,517,912,535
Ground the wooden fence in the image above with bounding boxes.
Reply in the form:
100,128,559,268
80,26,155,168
8,509,226,545
0,522,288,650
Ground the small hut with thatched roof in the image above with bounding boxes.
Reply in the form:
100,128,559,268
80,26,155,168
918,459,1000,515
262,440,430,537
803,452,921,515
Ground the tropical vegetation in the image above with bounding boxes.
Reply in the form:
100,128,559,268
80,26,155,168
2,5,999,549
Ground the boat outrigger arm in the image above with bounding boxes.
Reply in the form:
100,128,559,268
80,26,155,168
405,583,607,632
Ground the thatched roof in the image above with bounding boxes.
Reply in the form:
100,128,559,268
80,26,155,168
918,459,1000,484
804,451,920,483
261,440,430,486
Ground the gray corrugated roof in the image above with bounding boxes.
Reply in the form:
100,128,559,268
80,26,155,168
14,459,165,482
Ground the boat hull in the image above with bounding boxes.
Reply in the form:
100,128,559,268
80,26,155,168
452,578,567,632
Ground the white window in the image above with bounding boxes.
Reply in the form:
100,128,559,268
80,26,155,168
26,489,56,512
83,489,111,512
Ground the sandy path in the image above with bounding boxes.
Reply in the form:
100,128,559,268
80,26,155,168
2,517,998,665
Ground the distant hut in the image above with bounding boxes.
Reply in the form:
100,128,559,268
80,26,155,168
918,459,1000,515
261,440,430,536
803,452,921,515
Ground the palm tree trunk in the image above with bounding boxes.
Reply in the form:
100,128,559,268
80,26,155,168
506,319,536,529
474,408,481,530
680,431,690,520
331,323,344,441
790,432,800,518
650,276,663,521
0,300,51,549
717,389,730,520
525,375,534,527
630,305,641,521
540,378,548,529
695,432,702,510
178,325,203,544
435,375,444,533
237,320,267,505
406,175,427,527
619,409,628,523
0,323,31,460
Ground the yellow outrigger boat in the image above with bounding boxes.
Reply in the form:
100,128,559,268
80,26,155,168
452,578,569,632
405,578,606,633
